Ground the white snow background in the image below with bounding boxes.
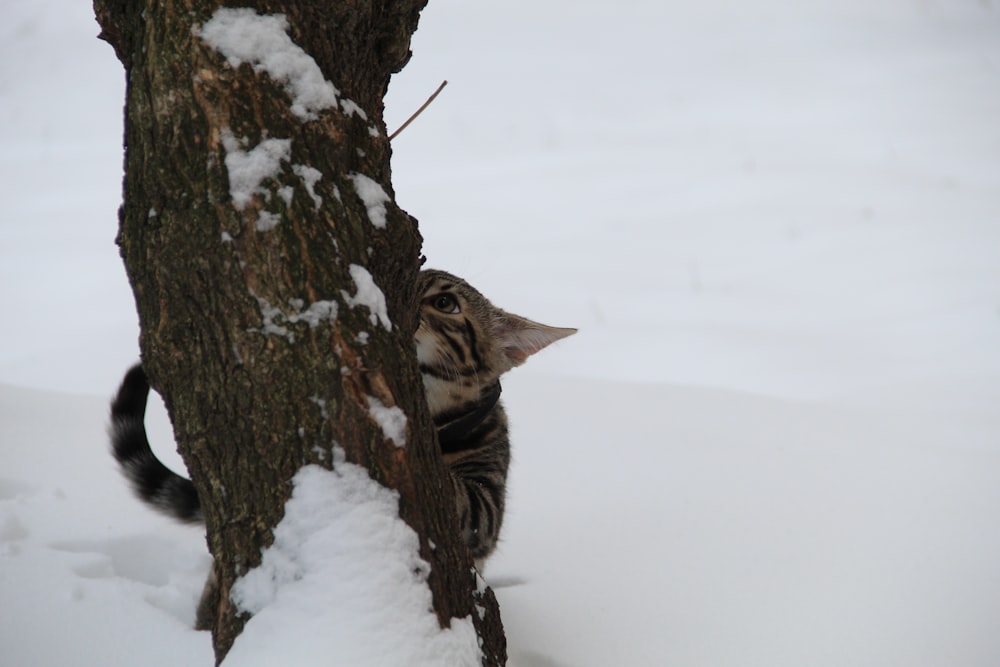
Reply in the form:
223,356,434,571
2,0,999,665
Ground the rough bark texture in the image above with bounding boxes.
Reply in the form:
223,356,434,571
92,1,505,664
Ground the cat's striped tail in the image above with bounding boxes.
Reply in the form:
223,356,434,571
109,364,203,524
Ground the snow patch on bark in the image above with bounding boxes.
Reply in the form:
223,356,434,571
198,8,367,122
220,131,291,210
249,294,339,343
291,164,323,210
348,173,391,229
341,264,392,331
366,396,407,447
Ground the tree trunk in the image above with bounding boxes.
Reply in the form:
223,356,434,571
93,1,505,663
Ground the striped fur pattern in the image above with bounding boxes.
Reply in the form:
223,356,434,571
109,269,575,569
110,365,203,523
416,269,576,561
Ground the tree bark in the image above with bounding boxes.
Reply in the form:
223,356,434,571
93,1,505,664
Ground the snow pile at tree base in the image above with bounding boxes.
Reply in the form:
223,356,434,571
224,458,480,666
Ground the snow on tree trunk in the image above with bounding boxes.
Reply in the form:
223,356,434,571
92,1,506,664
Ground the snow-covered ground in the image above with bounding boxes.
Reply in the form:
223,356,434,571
2,0,999,665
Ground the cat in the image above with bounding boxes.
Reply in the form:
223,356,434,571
109,268,575,628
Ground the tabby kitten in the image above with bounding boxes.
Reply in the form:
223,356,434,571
109,268,574,625
414,269,575,562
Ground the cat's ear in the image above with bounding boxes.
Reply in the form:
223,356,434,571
494,314,577,367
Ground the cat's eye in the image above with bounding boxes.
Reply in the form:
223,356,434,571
432,294,460,314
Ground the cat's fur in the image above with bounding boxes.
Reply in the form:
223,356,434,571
109,268,574,627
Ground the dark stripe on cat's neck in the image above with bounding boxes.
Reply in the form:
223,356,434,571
437,382,502,453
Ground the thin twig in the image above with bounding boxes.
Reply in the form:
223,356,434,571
388,80,448,141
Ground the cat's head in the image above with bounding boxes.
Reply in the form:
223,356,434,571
415,269,576,415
